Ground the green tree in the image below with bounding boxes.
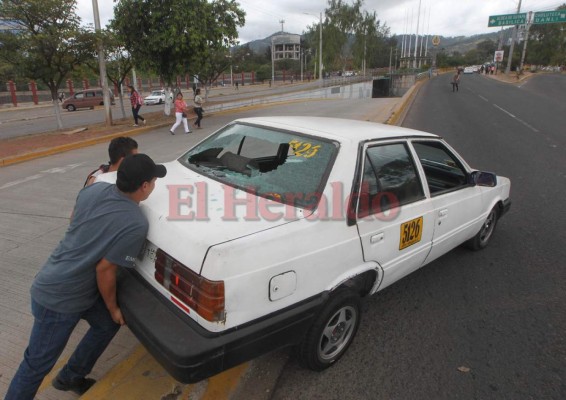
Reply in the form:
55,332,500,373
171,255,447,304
301,0,391,74
476,39,497,63
85,30,134,118
324,0,363,71
527,4,566,66
111,0,245,89
353,10,391,71
0,0,96,129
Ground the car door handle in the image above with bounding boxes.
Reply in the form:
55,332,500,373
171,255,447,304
439,209,448,218
370,233,384,244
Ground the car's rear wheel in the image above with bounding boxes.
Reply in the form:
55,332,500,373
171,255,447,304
466,206,499,250
298,289,361,371
66,104,76,112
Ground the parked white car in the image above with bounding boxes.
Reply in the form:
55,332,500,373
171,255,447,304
143,89,166,105
117,117,511,383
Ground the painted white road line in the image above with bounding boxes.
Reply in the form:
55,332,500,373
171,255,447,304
493,104,540,133
0,163,84,190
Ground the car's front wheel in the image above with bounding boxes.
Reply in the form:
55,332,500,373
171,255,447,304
466,206,499,250
298,289,361,371
66,104,76,112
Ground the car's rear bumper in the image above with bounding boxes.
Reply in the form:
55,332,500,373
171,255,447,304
117,269,327,383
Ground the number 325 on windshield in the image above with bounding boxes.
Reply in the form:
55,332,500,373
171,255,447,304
289,139,321,158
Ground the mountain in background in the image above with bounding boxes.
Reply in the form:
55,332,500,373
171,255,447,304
428,29,511,54
240,29,511,57
242,31,294,55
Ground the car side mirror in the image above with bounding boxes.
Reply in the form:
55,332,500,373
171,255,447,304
470,171,497,187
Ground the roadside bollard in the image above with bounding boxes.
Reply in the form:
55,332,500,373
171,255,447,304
7,80,17,107
29,81,39,105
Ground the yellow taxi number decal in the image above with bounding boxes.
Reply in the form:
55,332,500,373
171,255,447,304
289,139,321,158
399,217,423,250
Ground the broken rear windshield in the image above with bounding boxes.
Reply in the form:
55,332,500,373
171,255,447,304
178,122,339,210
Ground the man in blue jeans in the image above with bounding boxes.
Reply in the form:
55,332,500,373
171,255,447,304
5,154,167,400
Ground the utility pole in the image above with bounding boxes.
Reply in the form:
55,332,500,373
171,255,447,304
271,37,275,87
413,0,422,69
319,11,323,87
92,0,112,126
363,27,367,76
519,11,533,73
505,0,522,75
408,9,413,68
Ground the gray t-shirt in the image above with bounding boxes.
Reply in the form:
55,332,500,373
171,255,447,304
31,183,148,313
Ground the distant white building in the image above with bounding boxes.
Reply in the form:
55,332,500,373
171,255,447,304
272,33,301,61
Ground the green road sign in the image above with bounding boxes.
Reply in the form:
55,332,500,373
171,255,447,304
533,10,566,24
488,13,527,27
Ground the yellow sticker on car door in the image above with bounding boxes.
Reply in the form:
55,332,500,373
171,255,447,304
399,217,423,250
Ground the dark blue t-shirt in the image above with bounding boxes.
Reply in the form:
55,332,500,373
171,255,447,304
31,183,148,313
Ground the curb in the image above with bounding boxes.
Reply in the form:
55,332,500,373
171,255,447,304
386,78,427,126
0,122,169,167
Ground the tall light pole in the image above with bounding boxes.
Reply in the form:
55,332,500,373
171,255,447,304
319,11,323,86
304,12,323,87
506,0,522,75
413,0,421,69
92,0,112,126
227,47,233,87
271,36,275,87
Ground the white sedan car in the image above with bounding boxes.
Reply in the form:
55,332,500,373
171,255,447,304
143,89,165,105
117,117,511,383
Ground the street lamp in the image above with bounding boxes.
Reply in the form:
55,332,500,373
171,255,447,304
92,0,112,126
271,37,274,87
225,48,233,87
304,12,323,87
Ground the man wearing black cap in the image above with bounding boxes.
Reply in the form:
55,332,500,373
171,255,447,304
6,154,166,400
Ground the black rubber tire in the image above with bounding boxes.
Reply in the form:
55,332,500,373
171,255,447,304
465,206,499,251
66,104,76,112
298,289,361,371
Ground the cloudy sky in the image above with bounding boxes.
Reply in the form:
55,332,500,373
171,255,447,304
79,0,564,44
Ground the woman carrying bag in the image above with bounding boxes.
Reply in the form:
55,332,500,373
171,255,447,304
169,92,191,135
193,88,205,129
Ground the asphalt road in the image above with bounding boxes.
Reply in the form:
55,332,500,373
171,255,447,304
265,73,566,400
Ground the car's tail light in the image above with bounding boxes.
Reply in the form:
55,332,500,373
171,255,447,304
154,249,225,322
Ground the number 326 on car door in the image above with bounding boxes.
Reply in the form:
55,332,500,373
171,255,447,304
399,217,423,250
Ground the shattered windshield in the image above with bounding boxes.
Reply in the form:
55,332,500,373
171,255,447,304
178,122,339,210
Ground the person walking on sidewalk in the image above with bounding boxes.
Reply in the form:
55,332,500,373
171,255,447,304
5,154,167,400
193,88,204,129
169,92,191,135
129,85,146,126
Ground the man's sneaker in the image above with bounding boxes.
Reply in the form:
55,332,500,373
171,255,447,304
185,131,191,134
52,376,96,395
132,124,139,127
143,120,147,125
170,130,175,135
